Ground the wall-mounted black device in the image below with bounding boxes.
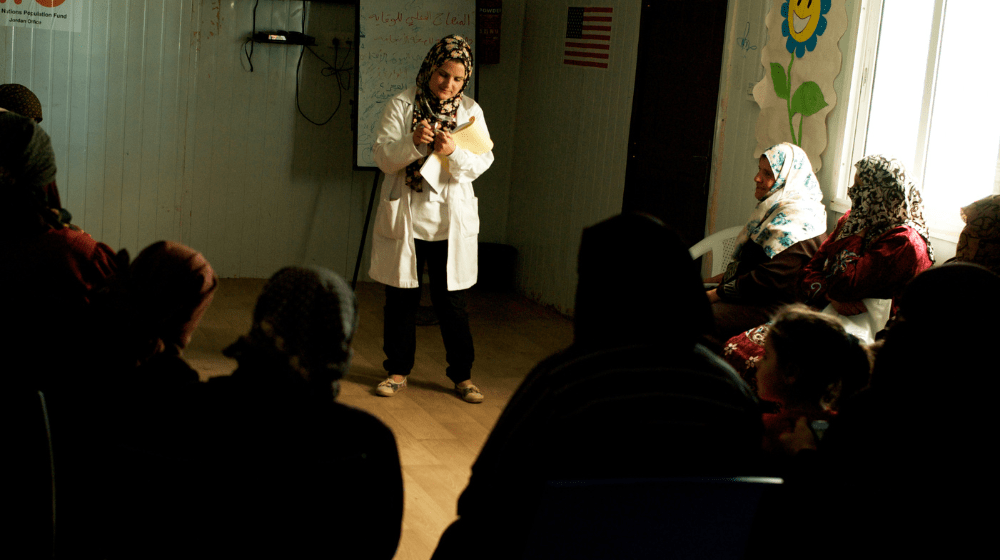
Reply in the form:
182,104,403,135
252,31,316,46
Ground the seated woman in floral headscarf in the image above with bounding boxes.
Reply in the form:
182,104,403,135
800,155,935,314
708,142,828,339
723,155,934,387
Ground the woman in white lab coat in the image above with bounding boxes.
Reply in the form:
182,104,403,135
369,35,493,403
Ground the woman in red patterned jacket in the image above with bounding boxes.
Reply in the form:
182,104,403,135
3,110,119,390
799,154,935,316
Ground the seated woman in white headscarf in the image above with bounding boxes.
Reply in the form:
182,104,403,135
707,143,828,339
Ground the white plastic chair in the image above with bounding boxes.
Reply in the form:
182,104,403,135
689,225,744,277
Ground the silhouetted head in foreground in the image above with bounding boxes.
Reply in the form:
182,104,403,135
573,212,713,348
0,111,59,236
225,266,358,399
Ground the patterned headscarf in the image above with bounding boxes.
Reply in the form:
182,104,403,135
225,266,358,384
1,111,56,192
953,195,1000,275
0,83,43,122
405,35,474,193
733,143,827,258
838,155,933,261
1,111,60,234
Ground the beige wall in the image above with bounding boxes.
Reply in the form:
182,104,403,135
2,0,642,312
505,1,642,313
0,0,521,280
707,0,864,237
2,1,365,278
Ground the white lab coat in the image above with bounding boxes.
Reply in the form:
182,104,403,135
369,87,494,290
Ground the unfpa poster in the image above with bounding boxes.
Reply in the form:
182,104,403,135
1,0,83,33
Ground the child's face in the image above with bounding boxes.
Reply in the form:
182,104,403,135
756,337,782,402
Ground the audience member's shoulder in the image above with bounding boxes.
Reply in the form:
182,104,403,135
503,346,605,400
44,226,97,249
36,226,117,265
530,346,599,375
138,352,202,385
202,373,238,396
690,343,759,399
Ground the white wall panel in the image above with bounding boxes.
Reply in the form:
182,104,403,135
3,0,449,281
470,0,524,244
506,0,641,314
102,2,129,252
708,0,864,239
706,0,769,237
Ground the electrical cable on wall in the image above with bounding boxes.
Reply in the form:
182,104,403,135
243,0,260,72
242,1,353,123
295,4,354,126
296,42,353,125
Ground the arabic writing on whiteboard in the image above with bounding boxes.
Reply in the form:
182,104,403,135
356,0,475,168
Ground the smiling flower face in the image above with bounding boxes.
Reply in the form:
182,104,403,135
781,0,831,57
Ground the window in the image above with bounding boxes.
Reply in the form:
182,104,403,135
837,0,1000,241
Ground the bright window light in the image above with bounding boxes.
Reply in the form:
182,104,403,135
858,0,1000,240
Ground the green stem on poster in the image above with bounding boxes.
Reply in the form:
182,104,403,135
786,52,797,145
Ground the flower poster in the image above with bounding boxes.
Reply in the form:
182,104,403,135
752,0,847,171
1,0,83,33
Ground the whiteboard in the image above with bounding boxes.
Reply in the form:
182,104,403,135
355,0,477,169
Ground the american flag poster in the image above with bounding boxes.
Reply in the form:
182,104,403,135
564,7,613,69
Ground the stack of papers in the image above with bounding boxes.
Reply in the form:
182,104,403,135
419,116,494,192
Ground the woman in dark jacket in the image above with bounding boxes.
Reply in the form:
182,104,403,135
198,266,403,559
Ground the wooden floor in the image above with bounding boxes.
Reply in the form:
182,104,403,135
185,278,575,560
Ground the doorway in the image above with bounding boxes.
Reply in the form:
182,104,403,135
622,0,729,247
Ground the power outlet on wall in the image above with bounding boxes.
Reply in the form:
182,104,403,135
329,31,355,49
